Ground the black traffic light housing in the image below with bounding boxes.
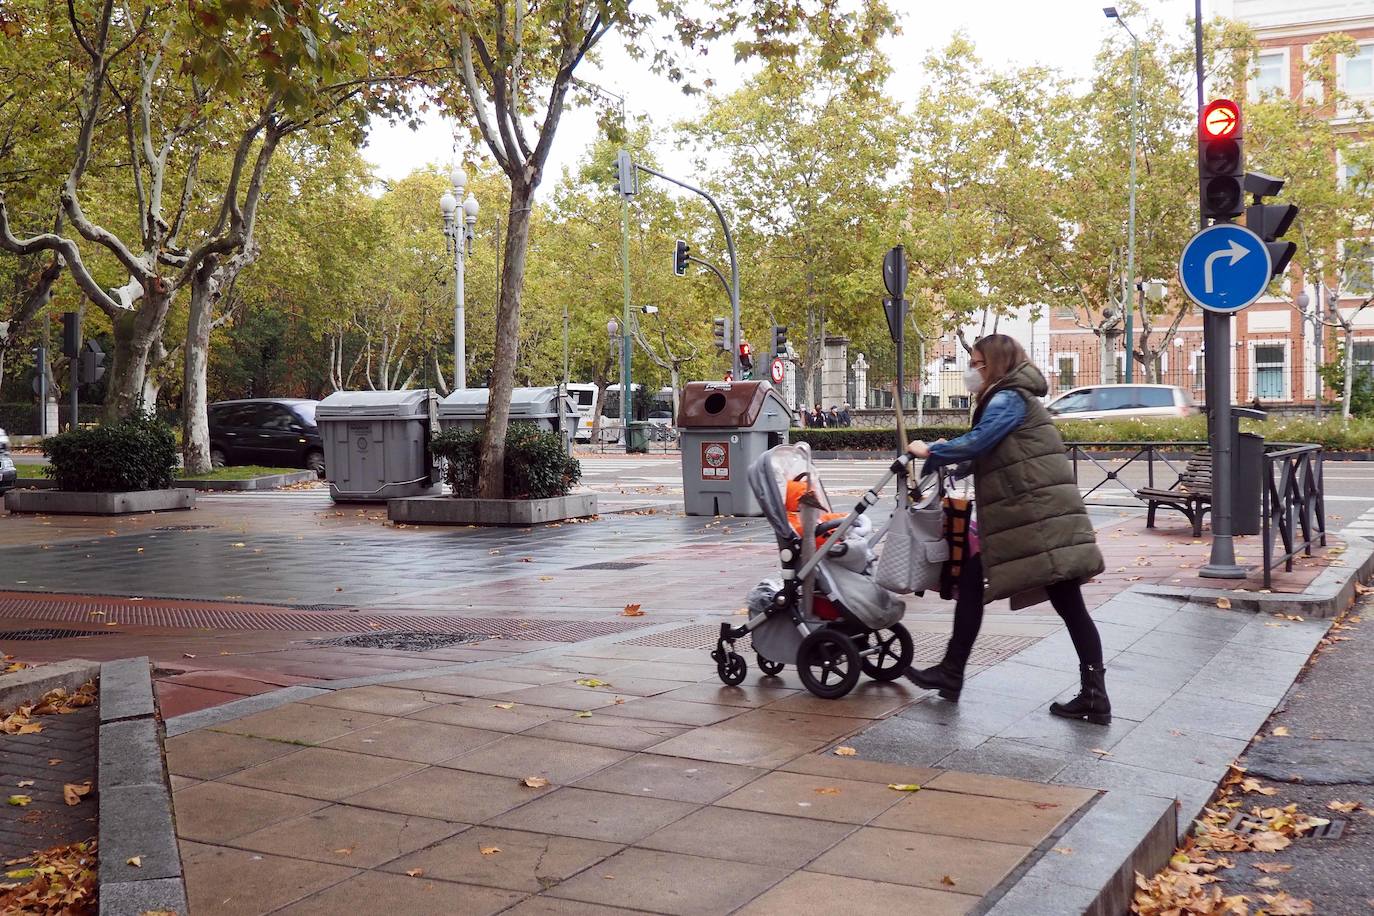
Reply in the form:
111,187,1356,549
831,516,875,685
673,239,689,277
78,340,105,385
61,312,80,358
1199,98,1245,221
712,317,730,352
772,324,788,358
615,150,637,197
1245,170,1299,281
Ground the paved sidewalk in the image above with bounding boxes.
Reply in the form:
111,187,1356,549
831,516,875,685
166,650,1093,915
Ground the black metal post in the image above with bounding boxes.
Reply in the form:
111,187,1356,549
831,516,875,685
36,344,48,436
69,354,78,432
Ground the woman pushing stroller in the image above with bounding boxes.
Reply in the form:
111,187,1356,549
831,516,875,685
905,334,1112,726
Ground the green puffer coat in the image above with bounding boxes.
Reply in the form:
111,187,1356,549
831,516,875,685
972,362,1105,602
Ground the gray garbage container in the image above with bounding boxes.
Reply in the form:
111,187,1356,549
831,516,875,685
679,381,792,516
438,386,578,453
316,390,439,502
1233,431,1264,535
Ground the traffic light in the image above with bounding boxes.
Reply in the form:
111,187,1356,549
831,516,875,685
61,312,80,358
1244,171,1299,282
1199,98,1245,221
712,317,730,352
673,239,690,277
77,340,105,385
772,325,788,358
615,150,637,197
738,341,753,379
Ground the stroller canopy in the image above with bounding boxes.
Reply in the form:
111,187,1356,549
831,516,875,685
748,443,833,542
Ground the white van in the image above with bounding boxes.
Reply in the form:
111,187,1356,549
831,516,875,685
566,383,598,441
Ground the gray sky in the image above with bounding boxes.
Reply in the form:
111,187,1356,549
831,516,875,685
362,0,1204,193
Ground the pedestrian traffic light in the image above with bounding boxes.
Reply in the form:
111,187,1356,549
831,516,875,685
77,340,105,385
738,341,753,378
61,312,80,358
712,317,730,352
673,240,690,277
616,150,637,198
1199,98,1245,222
772,325,788,358
1244,171,1299,282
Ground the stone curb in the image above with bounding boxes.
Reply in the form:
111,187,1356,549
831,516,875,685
0,659,99,714
3,488,194,515
388,492,599,526
173,470,317,491
984,792,1177,916
1135,535,1374,618
97,657,187,916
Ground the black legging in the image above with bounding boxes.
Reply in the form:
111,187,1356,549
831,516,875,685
945,553,1104,669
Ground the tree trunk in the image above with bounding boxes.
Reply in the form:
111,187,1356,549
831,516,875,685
1343,327,1355,420
181,259,217,474
104,294,171,421
478,180,535,499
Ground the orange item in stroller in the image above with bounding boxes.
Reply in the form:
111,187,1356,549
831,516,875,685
785,479,847,546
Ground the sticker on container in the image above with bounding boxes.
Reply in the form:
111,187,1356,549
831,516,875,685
702,442,730,480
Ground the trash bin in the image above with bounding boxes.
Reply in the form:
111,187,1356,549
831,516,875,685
1232,430,1264,535
438,386,579,453
626,421,649,454
679,380,793,516
316,390,439,502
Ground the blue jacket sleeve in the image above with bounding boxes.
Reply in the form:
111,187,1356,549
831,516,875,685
921,391,1026,475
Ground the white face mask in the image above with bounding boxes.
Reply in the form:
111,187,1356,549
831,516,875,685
963,367,985,394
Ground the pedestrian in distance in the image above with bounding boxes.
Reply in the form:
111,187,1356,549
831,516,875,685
812,404,827,428
828,406,841,427
904,333,1111,725
840,403,852,427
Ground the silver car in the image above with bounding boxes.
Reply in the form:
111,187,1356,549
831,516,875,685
0,427,15,492
1046,384,1199,422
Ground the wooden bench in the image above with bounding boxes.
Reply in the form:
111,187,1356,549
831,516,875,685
1136,451,1212,537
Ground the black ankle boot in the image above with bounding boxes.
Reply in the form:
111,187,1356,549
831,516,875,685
905,660,965,702
1049,664,1111,725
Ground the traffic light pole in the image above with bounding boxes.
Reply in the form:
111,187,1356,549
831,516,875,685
632,163,740,379
620,190,634,454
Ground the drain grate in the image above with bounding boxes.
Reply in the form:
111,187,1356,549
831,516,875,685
0,628,116,641
309,631,490,651
570,561,648,571
152,524,216,531
1226,812,1346,840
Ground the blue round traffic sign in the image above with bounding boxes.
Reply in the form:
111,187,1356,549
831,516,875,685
1178,223,1272,313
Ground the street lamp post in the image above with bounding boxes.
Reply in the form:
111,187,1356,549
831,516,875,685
1106,6,1141,382
439,169,479,390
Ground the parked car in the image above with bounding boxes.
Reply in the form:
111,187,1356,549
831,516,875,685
207,399,325,474
0,427,15,493
1045,384,1198,422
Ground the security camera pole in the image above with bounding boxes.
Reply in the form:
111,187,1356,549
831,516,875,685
623,152,741,379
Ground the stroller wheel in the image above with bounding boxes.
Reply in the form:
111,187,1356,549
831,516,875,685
796,629,861,699
757,655,785,677
718,652,748,686
860,624,915,682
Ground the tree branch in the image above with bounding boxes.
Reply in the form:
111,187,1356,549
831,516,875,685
0,193,123,313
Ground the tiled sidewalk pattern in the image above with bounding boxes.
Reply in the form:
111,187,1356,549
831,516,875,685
0,703,98,860
169,649,1093,915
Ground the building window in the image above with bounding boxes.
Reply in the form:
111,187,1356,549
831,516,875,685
1353,342,1374,381
1192,351,1206,389
1056,355,1077,389
1343,43,1374,95
1254,345,1286,400
922,394,940,409
1251,50,1286,98
948,395,970,410
1342,241,1374,296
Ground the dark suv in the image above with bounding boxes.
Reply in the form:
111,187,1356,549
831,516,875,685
208,399,325,474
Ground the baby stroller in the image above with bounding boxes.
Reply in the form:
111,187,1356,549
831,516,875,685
710,442,919,699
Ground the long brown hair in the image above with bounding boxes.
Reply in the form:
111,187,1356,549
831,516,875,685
973,334,1030,388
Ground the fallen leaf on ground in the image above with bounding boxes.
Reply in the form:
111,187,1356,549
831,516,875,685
1090,748,1112,757
1251,831,1291,853
333,847,354,856
126,856,141,867
887,784,921,792
575,711,593,718
815,787,841,796
405,868,424,878
230,542,246,548
1256,877,1282,888
1253,862,1293,874
1259,892,1314,915
621,604,645,617
15,780,33,788
1052,847,1073,855
575,678,611,688
480,846,501,856
522,776,549,789
63,783,91,806
1217,597,1232,609
7,796,31,806
1327,800,1361,813
940,875,957,887
492,703,515,710
1033,802,1060,810
47,758,60,766
833,746,857,757
1271,726,1291,737
1240,778,1278,796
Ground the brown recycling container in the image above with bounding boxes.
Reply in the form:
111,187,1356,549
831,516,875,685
678,381,792,516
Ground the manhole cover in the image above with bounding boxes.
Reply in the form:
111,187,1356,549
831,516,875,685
0,628,116,641
309,631,490,651
570,561,648,571
1226,812,1346,840
153,524,216,531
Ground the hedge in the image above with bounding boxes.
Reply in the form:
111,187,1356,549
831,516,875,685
0,403,101,435
432,422,582,499
41,415,177,491
793,416,1374,452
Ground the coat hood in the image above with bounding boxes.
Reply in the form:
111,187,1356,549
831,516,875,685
992,361,1049,400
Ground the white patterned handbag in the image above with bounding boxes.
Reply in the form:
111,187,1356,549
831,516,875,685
875,473,950,595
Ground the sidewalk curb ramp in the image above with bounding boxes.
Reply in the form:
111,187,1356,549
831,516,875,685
1136,535,1374,618
0,659,99,714
96,656,188,916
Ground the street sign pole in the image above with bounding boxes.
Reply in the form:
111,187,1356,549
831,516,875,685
1201,308,1243,578
883,245,909,455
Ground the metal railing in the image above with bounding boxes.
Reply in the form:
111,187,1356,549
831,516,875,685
1064,441,1203,506
1261,444,1326,589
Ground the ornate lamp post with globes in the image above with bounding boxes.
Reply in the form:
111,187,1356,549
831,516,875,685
439,169,480,389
